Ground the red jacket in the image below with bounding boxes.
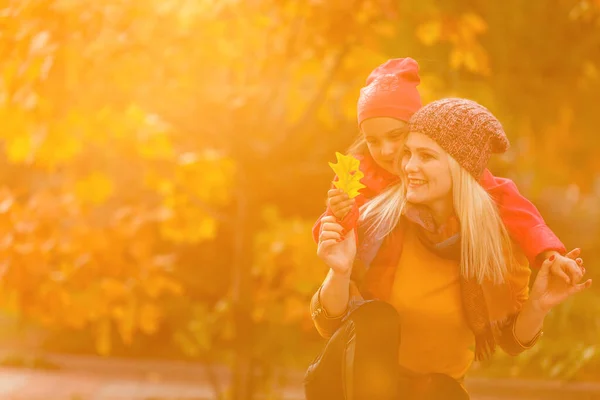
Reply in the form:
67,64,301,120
312,152,565,266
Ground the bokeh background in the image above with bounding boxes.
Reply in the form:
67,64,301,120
1,0,599,399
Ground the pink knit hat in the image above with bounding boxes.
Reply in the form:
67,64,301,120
357,58,422,127
408,98,510,179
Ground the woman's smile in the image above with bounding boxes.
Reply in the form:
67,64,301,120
407,178,427,189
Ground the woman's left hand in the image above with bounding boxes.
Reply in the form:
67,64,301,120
530,248,592,315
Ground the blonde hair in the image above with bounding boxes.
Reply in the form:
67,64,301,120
347,134,367,155
360,155,513,285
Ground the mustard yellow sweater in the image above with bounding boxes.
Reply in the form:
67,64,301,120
389,224,474,380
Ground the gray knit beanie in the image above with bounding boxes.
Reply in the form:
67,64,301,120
407,98,510,179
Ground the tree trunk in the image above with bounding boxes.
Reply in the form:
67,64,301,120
230,175,255,400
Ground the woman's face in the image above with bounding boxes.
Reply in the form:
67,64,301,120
360,117,407,174
401,132,453,212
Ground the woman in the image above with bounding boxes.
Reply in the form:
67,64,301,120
312,58,583,284
305,98,591,400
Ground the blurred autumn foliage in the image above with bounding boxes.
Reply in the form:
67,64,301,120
1,0,600,398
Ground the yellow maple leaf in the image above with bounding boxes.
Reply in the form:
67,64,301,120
328,152,366,199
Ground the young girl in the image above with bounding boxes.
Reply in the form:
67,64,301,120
313,57,583,282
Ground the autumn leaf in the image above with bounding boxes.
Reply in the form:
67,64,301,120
328,152,365,198
416,20,442,46
450,48,464,70
100,278,128,301
143,274,183,299
74,172,114,205
6,134,34,164
462,12,487,35
36,130,82,169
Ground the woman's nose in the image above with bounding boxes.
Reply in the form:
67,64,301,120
403,156,419,172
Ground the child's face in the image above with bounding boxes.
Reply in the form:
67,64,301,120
401,132,452,212
360,117,407,174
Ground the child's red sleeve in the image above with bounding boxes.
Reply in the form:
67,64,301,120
311,200,360,243
312,177,364,243
480,169,566,267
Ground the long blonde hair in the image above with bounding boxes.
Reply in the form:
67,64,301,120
347,133,367,155
360,155,513,285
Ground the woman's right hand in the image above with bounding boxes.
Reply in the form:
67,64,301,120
316,216,356,276
327,189,355,220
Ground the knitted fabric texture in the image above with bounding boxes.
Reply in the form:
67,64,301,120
408,98,510,179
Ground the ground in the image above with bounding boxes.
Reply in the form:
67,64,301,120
0,353,599,399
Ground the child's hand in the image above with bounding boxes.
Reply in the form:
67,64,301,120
529,251,591,315
327,189,355,220
546,248,584,285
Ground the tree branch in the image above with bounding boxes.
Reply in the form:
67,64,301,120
267,0,370,152
288,41,352,135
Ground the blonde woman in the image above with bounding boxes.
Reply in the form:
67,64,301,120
305,98,591,400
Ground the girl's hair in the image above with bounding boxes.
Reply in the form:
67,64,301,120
360,153,513,285
347,134,368,155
